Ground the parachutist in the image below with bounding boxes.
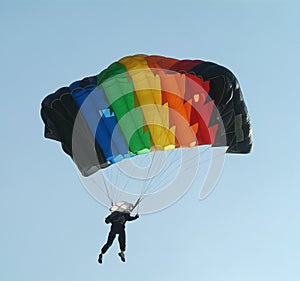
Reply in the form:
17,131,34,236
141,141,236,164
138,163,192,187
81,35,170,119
98,211,139,264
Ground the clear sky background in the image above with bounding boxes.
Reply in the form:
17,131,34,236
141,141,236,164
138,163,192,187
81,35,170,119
1,1,300,280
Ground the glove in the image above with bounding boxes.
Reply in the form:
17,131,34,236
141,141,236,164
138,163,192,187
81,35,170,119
135,214,139,219
105,218,109,224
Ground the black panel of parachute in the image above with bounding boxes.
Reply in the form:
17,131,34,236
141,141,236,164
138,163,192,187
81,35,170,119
189,62,252,153
40,77,110,176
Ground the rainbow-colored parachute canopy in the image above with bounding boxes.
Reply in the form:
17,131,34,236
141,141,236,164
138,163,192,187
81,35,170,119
41,54,252,176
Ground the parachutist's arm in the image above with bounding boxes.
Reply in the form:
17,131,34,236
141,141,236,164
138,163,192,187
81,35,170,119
105,215,111,224
128,214,139,221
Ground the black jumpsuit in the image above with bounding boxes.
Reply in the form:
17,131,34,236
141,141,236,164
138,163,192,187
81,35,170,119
101,211,138,253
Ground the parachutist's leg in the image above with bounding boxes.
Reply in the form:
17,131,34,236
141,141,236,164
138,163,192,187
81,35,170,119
101,231,116,254
99,231,116,263
118,230,126,262
118,230,126,252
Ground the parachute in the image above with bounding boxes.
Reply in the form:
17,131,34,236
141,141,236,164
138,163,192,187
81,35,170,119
40,54,252,212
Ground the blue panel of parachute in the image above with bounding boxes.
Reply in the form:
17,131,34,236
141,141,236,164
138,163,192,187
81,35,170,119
69,77,129,164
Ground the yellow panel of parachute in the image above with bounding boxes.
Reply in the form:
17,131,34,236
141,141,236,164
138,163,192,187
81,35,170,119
119,55,175,151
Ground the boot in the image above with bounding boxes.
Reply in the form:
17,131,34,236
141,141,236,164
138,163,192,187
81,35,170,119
118,251,125,262
98,253,103,264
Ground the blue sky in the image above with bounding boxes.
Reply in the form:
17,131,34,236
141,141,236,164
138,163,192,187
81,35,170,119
1,1,300,280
